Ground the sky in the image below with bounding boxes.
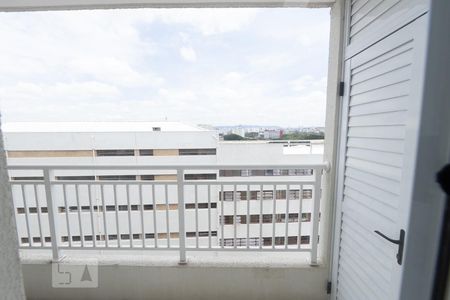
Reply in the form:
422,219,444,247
0,8,330,127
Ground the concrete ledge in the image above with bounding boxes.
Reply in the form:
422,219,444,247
0,0,334,12
21,252,328,300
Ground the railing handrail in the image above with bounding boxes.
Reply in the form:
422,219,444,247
7,162,330,171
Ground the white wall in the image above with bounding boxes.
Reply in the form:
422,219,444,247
0,126,26,300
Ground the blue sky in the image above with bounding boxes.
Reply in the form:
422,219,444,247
0,8,330,127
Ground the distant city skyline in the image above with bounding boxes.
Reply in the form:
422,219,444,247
0,8,330,127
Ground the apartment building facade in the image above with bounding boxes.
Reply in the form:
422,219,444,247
5,122,321,250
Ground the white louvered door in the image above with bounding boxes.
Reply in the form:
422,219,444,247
332,15,428,300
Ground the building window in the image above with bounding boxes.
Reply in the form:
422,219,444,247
274,237,285,245
301,235,310,244
120,234,130,240
185,203,217,209
237,215,247,224
262,215,273,223
186,231,217,237
72,236,81,242
11,176,44,181
302,189,313,199
219,170,242,177
220,216,234,225
96,149,135,156
152,127,161,131
98,175,136,180
179,148,216,156
288,213,299,222
21,237,29,244
108,234,118,240
302,213,312,222
276,190,286,199
118,205,128,211
250,170,265,176
145,233,155,239
186,232,196,237
143,204,153,210
184,173,217,180
288,236,297,245
139,149,154,156
250,215,260,224
68,206,78,212
41,207,48,213
55,176,95,181
17,207,25,214
140,175,155,181
219,191,234,201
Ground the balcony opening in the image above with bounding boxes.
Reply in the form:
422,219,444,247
1,5,333,299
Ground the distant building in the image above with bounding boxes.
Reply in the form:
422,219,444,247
5,122,322,249
263,129,282,139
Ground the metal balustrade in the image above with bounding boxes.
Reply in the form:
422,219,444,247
8,163,328,265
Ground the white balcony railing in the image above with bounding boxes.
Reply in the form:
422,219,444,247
8,163,328,265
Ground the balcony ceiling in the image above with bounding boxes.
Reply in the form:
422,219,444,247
0,0,334,11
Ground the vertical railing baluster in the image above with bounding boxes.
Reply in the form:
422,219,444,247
114,184,120,248
195,184,199,248
88,184,96,248
75,184,84,247
62,184,72,248
33,184,44,247
177,170,187,264
297,185,303,249
101,184,109,248
259,184,263,249
233,184,237,249
126,184,133,248
246,185,250,249
164,184,170,248
310,169,322,266
207,184,211,249
272,185,276,249
152,184,158,248
43,169,60,261
220,184,224,249
139,184,145,248
21,185,32,248
285,185,290,249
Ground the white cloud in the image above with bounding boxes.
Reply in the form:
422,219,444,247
179,46,197,62
290,75,327,93
0,8,330,127
249,53,299,71
157,9,259,35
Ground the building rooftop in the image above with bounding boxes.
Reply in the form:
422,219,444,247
2,122,209,133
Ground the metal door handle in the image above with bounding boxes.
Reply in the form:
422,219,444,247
374,229,405,265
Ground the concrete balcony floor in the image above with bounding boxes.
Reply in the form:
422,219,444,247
21,251,328,300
